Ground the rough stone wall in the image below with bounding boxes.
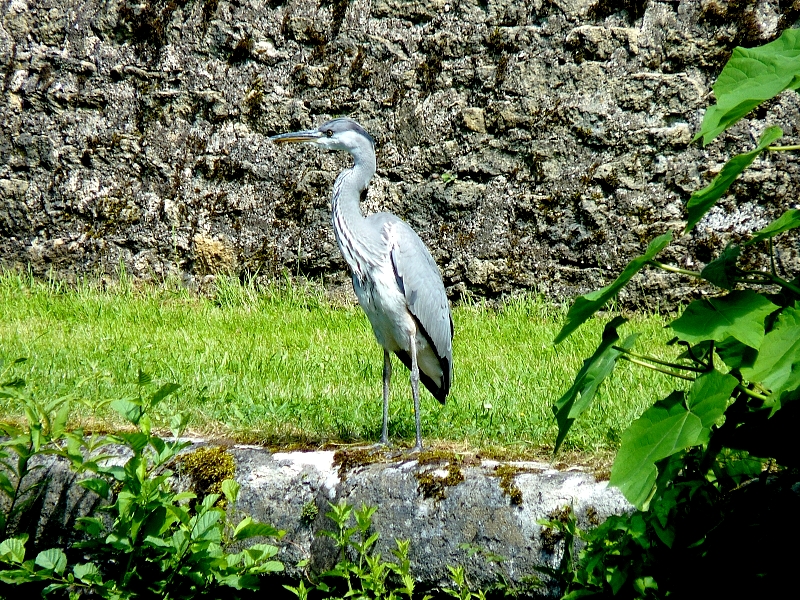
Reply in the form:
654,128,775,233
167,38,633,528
13,444,630,594
1,0,798,304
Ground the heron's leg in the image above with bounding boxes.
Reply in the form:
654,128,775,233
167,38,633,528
381,349,391,445
409,337,423,452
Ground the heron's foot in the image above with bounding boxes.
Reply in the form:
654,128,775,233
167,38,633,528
407,443,424,454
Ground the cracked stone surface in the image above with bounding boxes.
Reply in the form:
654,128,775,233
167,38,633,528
11,443,630,595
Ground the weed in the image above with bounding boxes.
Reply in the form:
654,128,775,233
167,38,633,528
0,371,284,598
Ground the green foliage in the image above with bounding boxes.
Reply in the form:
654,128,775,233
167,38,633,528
0,372,284,599
553,234,671,344
694,27,800,144
285,501,425,600
684,126,783,233
609,371,737,508
552,317,637,453
744,208,800,246
669,290,777,348
549,30,800,598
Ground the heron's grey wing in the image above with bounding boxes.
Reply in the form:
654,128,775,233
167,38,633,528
384,218,453,386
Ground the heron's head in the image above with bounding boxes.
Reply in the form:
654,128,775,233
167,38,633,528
270,118,375,156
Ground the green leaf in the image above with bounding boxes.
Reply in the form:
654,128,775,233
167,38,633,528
251,560,284,574
740,305,800,409
611,392,697,508
745,209,800,246
117,432,149,453
701,244,741,290
75,517,105,538
234,518,283,541
221,479,240,505
687,370,738,431
170,412,190,438
0,535,28,564
554,233,672,343
191,511,222,542
149,383,181,409
244,543,279,564
137,369,153,386
670,290,777,349
35,548,67,575
553,317,637,453
51,402,71,439
0,472,14,497
715,336,758,371
167,504,192,526
110,399,143,425
142,535,171,548
685,126,783,234
138,413,152,436
73,562,102,584
695,28,800,144
611,371,736,509
79,477,110,500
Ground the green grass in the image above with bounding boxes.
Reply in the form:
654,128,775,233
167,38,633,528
0,270,681,455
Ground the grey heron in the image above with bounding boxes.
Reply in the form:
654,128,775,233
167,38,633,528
270,118,453,451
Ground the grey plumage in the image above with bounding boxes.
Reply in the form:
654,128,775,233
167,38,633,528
271,117,453,450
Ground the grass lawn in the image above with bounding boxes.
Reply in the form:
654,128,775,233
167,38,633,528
0,270,682,457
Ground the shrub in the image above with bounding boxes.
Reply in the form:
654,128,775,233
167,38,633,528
548,28,800,599
0,368,284,599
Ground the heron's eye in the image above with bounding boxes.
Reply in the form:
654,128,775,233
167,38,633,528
325,129,333,138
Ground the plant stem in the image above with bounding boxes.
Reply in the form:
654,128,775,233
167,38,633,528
769,238,776,277
767,145,800,151
736,385,768,402
619,355,696,381
769,273,800,295
739,270,800,295
612,346,707,373
648,261,702,278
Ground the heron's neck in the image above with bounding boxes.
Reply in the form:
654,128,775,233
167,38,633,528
332,152,375,224
331,154,377,277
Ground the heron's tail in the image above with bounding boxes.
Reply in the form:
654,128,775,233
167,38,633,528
393,351,449,404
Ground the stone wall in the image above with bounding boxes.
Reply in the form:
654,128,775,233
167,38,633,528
1,0,798,304
15,443,630,594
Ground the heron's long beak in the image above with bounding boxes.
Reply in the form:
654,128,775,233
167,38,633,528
269,129,322,144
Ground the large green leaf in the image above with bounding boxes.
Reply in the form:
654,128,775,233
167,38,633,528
686,369,738,432
695,28,800,144
73,562,102,584
700,244,741,290
685,126,783,234
745,209,800,246
610,371,737,509
0,535,28,564
35,548,67,575
190,510,222,542
611,392,698,508
110,399,143,425
554,233,672,344
234,517,283,541
669,290,778,349
740,305,800,409
553,317,637,453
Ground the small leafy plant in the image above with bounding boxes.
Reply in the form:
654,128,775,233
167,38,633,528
285,500,422,600
549,28,800,599
0,368,285,599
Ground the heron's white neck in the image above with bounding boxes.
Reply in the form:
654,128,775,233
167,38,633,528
331,145,377,278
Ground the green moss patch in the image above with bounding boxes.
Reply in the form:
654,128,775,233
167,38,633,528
176,445,236,506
